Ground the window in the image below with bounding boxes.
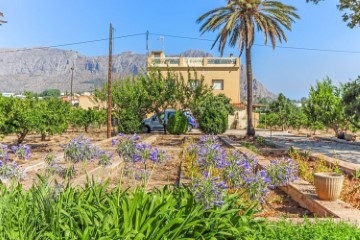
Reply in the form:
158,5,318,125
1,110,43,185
212,80,224,90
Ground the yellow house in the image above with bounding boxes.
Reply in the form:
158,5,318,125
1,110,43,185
146,51,241,104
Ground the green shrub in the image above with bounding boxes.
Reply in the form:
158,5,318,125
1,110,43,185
194,94,233,134
117,109,143,133
166,110,188,134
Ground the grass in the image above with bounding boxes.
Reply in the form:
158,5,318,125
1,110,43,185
243,218,360,240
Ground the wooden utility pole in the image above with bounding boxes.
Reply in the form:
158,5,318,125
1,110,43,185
70,65,74,105
107,23,113,138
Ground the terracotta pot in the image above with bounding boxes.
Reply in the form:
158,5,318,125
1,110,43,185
314,172,344,201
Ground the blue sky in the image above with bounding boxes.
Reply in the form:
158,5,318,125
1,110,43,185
1,0,360,99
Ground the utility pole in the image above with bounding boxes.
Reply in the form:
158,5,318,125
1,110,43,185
107,23,113,138
70,65,74,105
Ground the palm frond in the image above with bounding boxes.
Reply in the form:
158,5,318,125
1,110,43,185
197,0,300,54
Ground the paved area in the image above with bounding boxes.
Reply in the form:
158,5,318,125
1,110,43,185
224,129,360,166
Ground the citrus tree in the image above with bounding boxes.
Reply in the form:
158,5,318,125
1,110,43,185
342,76,360,129
33,98,70,141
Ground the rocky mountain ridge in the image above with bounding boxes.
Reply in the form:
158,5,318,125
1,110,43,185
0,48,277,100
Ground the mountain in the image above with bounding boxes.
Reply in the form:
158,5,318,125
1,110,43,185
0,48,277,101
240,65,277,102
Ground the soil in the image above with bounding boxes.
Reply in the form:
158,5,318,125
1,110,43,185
2,132,319,218
258,188,314,218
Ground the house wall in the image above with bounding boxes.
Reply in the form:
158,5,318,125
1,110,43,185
147,51,241,104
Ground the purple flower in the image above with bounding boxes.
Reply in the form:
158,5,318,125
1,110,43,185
63,136,99,163
192,171,228,209
12,144,31,160
266,158,298,187
0,144,9,161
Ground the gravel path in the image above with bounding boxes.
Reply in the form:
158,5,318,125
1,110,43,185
224,129,360,166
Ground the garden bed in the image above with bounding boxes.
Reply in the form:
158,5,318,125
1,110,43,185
0,133,344,220
221,135,360,226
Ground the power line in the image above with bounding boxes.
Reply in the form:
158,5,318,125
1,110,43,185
0,31,359,55
0,33,145,54
149,32,360,54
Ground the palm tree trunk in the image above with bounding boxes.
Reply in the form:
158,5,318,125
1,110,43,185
246,46,255,137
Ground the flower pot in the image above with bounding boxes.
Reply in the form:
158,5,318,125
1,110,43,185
314,172,344,201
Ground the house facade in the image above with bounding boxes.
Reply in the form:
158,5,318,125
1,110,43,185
146,51,241,104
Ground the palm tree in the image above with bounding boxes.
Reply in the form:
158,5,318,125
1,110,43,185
0,12,7,25
197,0,299,136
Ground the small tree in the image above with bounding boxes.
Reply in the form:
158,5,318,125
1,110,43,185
270,93,295,131
2,98,37,143
194,94,234,134
40,89,61,98
304,77,345,136
266,113,280,137
34,98,70,141
342,76,360,130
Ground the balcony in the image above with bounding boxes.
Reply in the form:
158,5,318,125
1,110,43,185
147,57,239,68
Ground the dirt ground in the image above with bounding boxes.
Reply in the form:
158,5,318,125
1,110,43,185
1,132,318,218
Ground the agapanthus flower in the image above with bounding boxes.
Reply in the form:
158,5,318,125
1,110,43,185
266,158,298,187
0,160,26,180
192,171,228,209
11,144,31,160
98,151,113,166
0,144,9,161
62,136,99,163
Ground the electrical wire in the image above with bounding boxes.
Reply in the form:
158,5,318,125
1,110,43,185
0,31,359,54
0,33,145,54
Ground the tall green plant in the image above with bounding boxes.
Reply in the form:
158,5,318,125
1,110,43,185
342,76,360,129
197,0,299,137
304,77,345,135
0,179,261,239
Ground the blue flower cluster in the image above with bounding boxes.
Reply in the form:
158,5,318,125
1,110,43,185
0,160,25,180
113,134,168,166
11,144,31,160
192,171,228,209
62,136,101,163
0,144,9,161
44,153,77,179
265,158,298,187
113,133,169,184
187,135,299,206
98,151,114,166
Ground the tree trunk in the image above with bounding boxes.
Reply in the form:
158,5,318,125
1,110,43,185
163,124,167,135
17,132,27,144
246,46,255,137
85,125,88,133
41,133,46,142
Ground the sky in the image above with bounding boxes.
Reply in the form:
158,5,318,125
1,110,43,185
1,0,360,100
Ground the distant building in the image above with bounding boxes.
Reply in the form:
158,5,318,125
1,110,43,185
2,92,15,97
147,51,241,103
61,95,106,110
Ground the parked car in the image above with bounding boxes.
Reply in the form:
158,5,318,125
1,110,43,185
142,109,197,133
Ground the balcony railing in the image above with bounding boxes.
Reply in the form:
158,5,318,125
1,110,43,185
148,57,238,67
149,57,180,66
207,57,237,65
